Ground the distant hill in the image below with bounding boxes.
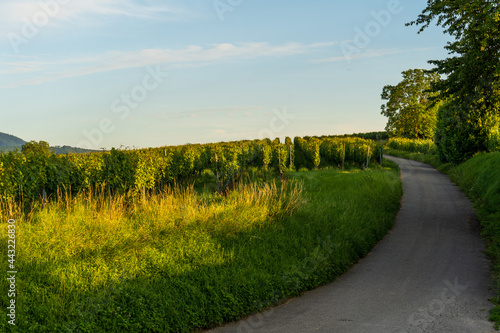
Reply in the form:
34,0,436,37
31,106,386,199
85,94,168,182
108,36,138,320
0,132,26,147
0,132,98,154
51,145,99,155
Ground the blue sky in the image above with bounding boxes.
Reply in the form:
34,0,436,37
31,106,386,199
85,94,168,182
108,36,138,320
0,0,451,149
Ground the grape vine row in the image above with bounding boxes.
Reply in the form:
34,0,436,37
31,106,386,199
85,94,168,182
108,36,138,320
0,136,381,204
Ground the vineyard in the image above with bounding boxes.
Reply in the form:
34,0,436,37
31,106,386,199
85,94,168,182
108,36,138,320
0,134,399,333
0,136,382,204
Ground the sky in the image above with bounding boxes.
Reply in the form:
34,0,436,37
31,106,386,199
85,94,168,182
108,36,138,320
0,0,452,150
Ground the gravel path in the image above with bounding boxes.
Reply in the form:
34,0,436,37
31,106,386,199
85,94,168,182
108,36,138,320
208,156,496,333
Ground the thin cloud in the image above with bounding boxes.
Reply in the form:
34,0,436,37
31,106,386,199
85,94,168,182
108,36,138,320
312,48,429,63
57,0,189,23
0,0,188,30
0,60,45,74
1,42,336,88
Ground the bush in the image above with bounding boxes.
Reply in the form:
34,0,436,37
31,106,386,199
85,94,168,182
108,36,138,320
386,138,436,154
435,100,499,164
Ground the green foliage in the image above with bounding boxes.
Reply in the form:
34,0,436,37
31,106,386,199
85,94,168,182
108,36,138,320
434,100,493,163
326,131,389,141
294,136,379,170
490,131,500,152
104,148,135,194
5,141,55,202
313,141,321,169
0,136,382,206
348,131,389,141
386,138,437,155
21,141,52,156
434,98,500,164
0,152,25,201
0,166,401,333
262,144,272,170
409,0,500,161
381,69,442,139
285,137,295,171
45,154,76,194
408,0,500,107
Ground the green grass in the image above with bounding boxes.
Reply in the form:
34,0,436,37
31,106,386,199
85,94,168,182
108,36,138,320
383,148,454,173
386,138,437,154
0,165,401,332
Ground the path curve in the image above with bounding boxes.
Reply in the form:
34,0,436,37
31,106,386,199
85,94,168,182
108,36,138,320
208,156,495,333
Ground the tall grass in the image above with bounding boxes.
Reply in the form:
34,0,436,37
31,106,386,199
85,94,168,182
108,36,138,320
0,166,401,332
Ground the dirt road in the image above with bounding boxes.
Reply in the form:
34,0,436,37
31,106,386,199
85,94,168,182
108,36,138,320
208,156,496,333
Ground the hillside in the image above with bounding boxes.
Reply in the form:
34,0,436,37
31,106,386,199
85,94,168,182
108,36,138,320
51,145,99,154
0,132,26,147
0,133,99,154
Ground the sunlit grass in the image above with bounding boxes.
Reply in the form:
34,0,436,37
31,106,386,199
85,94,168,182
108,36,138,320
16,181,303,278
0,166,401,333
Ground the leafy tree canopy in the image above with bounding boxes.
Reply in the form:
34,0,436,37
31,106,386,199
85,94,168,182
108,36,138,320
408,0,500,162
408,0,500,107
21,141,52,157
381,69,441,139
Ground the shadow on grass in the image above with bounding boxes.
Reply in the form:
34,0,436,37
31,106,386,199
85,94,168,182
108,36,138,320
0,168,402,333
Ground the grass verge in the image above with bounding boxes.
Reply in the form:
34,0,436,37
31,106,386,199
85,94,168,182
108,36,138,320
0,165,401,332
383,148,454,173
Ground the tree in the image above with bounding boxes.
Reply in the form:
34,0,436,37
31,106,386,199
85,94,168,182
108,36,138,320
21,140,52,156
408,0,500,161
381,69,441,139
